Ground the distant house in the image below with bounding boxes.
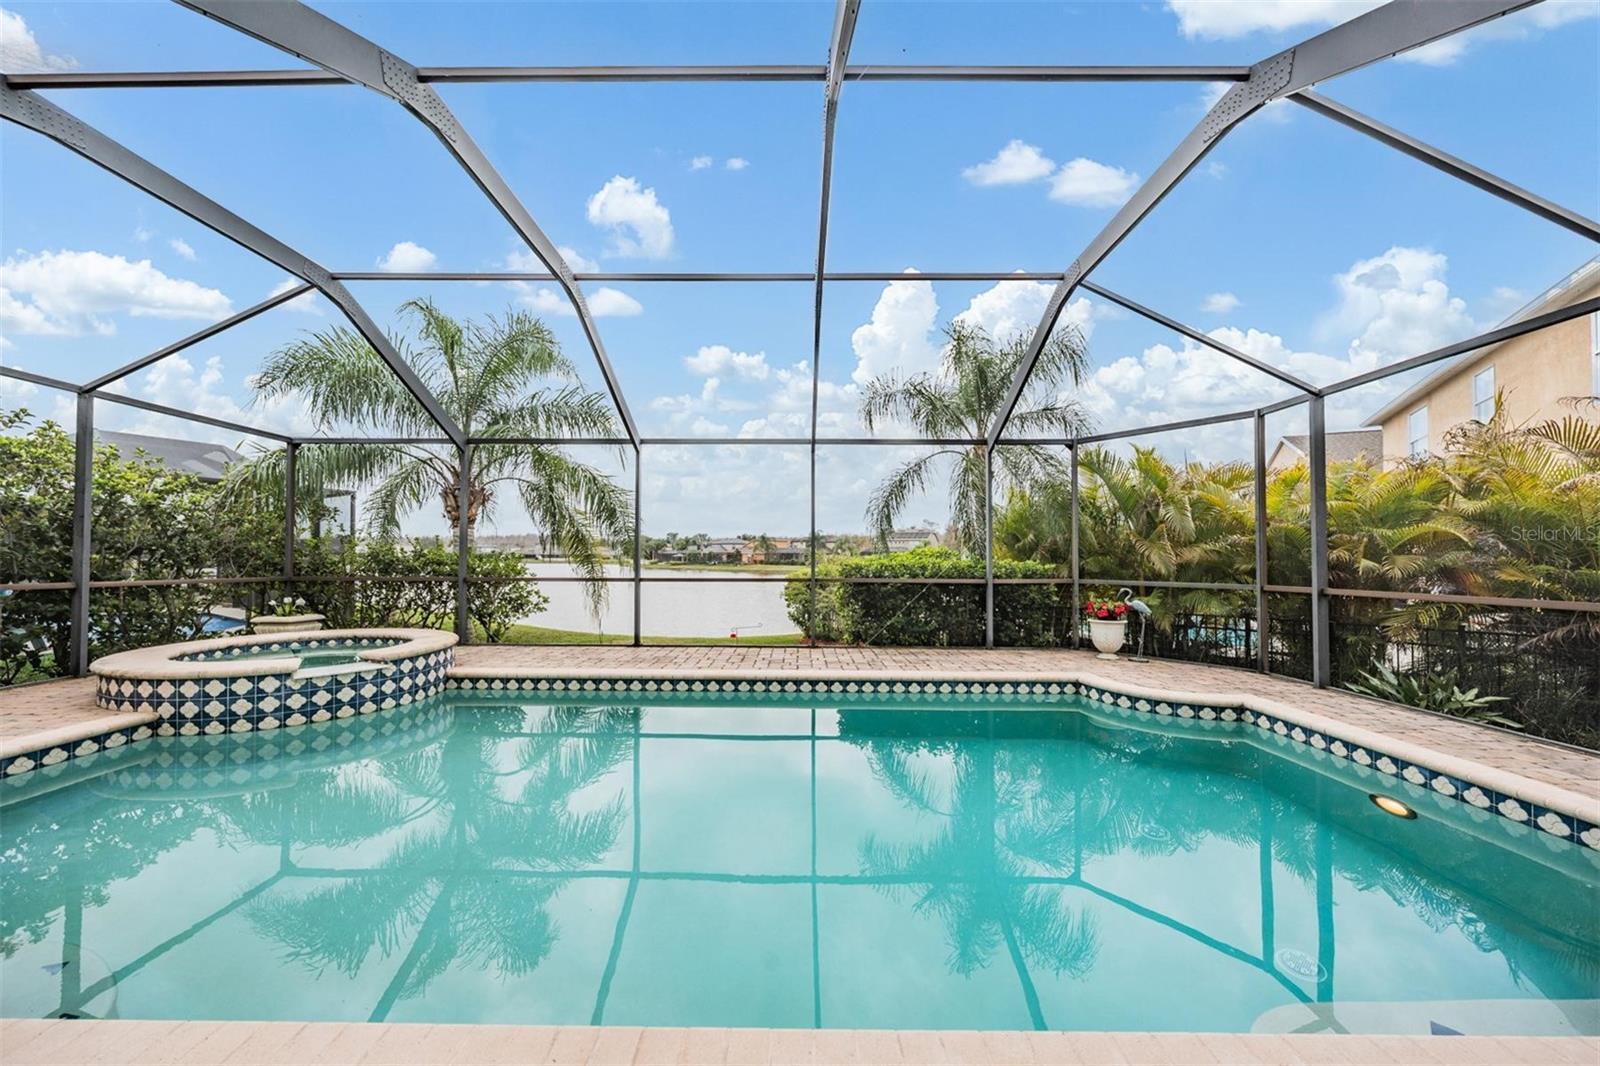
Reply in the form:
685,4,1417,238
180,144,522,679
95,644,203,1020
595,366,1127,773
741,538,808,564
77,430,243,483
1266,429,1381,473
885,525,942,552
1364,257,1600,468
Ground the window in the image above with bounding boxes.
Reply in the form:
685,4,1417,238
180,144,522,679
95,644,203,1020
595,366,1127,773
1407,405,1429,457
1472,365,1495,421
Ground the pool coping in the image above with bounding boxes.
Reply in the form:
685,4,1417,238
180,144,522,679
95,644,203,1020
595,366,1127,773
2,1017,1596,1065
4,652,1597,848
88,627,458,679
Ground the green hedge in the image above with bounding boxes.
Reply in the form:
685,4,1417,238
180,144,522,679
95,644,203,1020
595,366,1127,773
784,547,1068,646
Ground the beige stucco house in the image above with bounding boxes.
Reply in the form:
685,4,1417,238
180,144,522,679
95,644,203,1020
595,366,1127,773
1363,258,1600,467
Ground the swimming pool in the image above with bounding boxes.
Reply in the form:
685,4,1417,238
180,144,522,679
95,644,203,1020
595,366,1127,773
2,686,1596,1035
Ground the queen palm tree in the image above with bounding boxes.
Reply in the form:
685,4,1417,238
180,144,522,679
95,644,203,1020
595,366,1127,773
859,320,1092,554
236,299,632,609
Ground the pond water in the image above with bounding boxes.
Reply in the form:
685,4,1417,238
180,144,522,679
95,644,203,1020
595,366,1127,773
521,562,799,639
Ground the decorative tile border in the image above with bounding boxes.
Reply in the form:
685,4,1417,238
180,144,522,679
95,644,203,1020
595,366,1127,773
445,674,1600,851
94,647,454,733
174,635,405,662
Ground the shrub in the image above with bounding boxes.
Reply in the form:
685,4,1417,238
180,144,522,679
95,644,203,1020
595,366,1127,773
785,547,1064,646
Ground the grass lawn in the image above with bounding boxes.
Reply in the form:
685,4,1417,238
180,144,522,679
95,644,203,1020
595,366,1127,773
489,623,805,646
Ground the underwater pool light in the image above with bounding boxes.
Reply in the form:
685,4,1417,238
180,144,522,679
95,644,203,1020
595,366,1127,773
1369,794,1417,819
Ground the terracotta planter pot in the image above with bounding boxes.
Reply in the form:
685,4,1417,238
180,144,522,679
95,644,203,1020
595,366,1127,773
251,613,326,636
1088,619,1126,658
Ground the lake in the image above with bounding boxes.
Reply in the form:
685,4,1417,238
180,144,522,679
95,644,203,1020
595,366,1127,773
521,562,800,639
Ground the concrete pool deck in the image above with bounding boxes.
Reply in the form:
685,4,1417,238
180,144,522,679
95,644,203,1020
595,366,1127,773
3,646,1598,1065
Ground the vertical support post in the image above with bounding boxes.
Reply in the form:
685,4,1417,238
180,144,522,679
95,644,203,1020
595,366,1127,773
807,440,818,648
282,443,298,583
1069,443,1081,651
632,446,642,648
69,393,93,677
1253,412,1269,674
456,444,471,642
983,445,994,649
1308,397,1331,687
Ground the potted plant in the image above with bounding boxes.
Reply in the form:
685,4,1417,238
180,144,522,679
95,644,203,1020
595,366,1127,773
252,596,326,636
1084,596,1128,659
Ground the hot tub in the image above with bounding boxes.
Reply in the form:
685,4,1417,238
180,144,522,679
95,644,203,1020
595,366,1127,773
89,628,457,735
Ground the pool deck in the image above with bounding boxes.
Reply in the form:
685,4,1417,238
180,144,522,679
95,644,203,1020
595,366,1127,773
3,646,1599,1066
2,1017,1596,1065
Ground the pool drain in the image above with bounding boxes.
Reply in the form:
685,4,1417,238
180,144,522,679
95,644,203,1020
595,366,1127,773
1275,947,1327,983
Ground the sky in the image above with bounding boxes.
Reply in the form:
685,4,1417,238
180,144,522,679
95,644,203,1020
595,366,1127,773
1,0,1597,538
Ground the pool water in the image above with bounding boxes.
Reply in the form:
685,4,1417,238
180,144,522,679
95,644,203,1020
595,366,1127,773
2,690,1596,1034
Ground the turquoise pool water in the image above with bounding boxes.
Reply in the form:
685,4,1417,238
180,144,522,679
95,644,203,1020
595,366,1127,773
2,690,1596,1034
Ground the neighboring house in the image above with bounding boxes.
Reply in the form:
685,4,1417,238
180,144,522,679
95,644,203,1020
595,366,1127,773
885,524,942,552
741,538,808,565
1266,429,1382,473
75,430,243,483
1364,257,1600,467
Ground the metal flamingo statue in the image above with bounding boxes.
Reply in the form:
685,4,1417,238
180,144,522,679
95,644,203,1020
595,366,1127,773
1118,588,1152,663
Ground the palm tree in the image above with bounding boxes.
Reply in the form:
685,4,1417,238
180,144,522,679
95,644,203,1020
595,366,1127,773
859,320,1092,554
236,299,632,608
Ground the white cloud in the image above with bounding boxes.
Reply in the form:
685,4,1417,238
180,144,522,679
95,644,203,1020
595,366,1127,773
684,345,770,381
267,277,321,315
1048,158,1140,208
1202,292,1241,314
725,157,750,171
1167,1,1380,40
523,286,642,318
690,155,713,171
954,276,1094,345
1169,0,1597,64
1319,246,1475,373
504,246,600,275
962,140,1056,187
133,225,155,243
0,8,76,72
850,273,941,386
376,241,437,273
586,176,675,259
168,238,197,262
0,249,232,336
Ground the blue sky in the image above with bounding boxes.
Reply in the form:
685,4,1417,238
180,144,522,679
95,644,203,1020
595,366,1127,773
2,0,1597,536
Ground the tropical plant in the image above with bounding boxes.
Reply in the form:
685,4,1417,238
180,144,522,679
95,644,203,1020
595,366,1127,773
1345,663,1519,729
859,320,1092,553
235,299,632,613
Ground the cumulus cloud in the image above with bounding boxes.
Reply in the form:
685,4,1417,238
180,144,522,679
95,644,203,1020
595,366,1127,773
376,241,437,273
0,250,232,336
586,176,675,259
1168,0,1597,65
1202,292,1241,314
690,155,713,171
850,274,941,386
725,157,750,171
684,345,771,381
267,277,322,315
1167,0,1380,39
523,286,643,318
168,238,197,262
962,140,1056,186
0,8,76,72
1048,158,1140,208
1320,246,1475,372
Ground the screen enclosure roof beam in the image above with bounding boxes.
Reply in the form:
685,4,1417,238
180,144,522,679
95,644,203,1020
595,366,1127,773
3,64,1251,90
809,0,861,452
1290,90,1600,243
82,283,314,393
983,0,1540,449
0,86,464,447
176,0,641,447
